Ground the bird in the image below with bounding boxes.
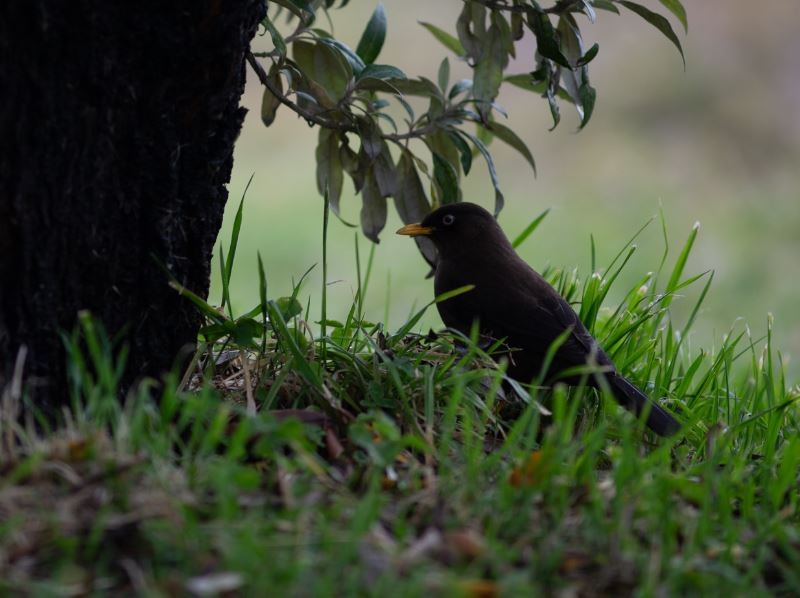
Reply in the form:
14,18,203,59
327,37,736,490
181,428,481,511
396,202,680,437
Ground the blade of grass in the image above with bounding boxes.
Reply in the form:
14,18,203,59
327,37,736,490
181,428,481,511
662,221,700,310
257,252,269,355
321,191,330,360
267,299,322,389
222,173,254,318
511,208,550,249
393,284,475,338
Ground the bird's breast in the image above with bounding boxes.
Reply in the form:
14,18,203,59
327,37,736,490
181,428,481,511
434,257,504,334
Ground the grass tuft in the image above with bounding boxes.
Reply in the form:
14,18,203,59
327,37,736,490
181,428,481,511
2,209,799,595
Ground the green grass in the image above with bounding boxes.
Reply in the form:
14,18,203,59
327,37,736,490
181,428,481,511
2,210,799,596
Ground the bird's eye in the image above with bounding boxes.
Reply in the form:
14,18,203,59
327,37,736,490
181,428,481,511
442,214,455,226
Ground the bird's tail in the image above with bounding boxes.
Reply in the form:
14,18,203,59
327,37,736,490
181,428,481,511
609,374,680,437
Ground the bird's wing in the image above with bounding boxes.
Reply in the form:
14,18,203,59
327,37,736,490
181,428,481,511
478,261,605,368
435,254,606,370
435,265,485,334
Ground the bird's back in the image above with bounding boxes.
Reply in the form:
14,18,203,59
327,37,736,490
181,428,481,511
435,249,610,384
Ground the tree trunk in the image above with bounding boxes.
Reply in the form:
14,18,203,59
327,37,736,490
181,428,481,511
0,1,264,414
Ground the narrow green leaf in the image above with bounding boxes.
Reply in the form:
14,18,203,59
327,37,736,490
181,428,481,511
271,0,313,20
360,169,387,243
658,0,688,32
448,78,472,99
458,131,504,215
373,108,395,131
356,63,406,82
357,117,382,159
257,251,268,350
456,3,486,63
263,15,286,55
491,11,514,59
579,272,603,324
372,141,397,197
485,121,536,175
340,140,365,196
476,122,493,151
394,285,475,338
504,73,547,94
320,192,329,354
266,300,321,387
419,21,465,56
294,89,322,111
356,3,386,64
511,209,550,249
432,152,459,205
592,0,619,14
557,15,586,121
662,221,700,308
230,317,263,348
504,73,575,104
394,151,430,224
473,23,508,122
436,284,476,304
511,11,524,40
580,0,597,23
681,270,714,338
276,296,303,320
576,43,599,67
287,0,312,14
293,40,353,105
437,58,450,93
260,71,282,127
578,72,596,129
394,150,436,267
320,39,366,76
169,281,227,324
545,65,561,130
447,130,473,176
315,128,344,216
197,323,228,342
359,76,439,98
731,397,800,431
395,93,415,121
218,246,228,316
222,174,253,316
618,1,685,67
235,302,266,322
529,12,571,68
427,129,462,181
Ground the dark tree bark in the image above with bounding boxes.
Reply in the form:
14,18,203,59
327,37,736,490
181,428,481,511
0,1,265,414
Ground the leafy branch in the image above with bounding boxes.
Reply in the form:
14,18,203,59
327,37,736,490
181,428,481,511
470,0,584,15
248,0,686,259
248,51,465,144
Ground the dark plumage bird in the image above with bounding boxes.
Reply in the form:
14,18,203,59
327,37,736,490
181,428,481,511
397,202,680,437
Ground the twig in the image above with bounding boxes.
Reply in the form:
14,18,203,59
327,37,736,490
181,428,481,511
178,342,205,393
240,350,257,415
246,52,354,133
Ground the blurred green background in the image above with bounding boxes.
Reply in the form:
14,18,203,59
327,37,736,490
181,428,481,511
213,1,800,375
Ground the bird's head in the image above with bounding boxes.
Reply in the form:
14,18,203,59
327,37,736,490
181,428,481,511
396,202,510,258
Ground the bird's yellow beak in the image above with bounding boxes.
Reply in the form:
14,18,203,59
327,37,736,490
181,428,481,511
396,223,434,237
